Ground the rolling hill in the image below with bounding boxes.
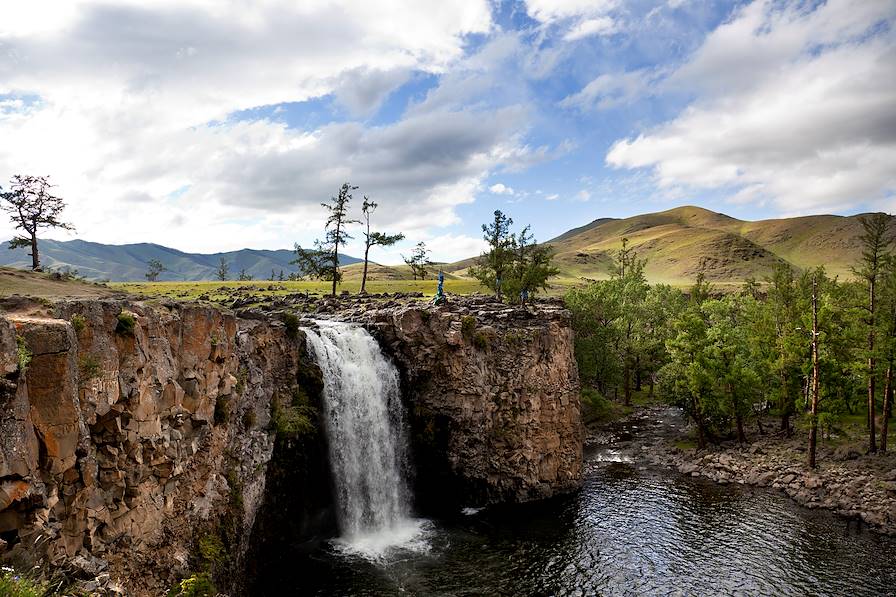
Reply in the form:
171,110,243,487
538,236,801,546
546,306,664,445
1,206,878,286
446,206,875,286
0,239,361,282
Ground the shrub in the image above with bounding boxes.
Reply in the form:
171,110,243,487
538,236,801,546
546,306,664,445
235,367,248,396
242,409,256,429
580,388,614,423
282,312,300,339
115,311,136,335
461,315,476,338
169,573,216,597
16,336,32,373
473,330,490,351
78,353,101,386
271,387,316,438
198,534,226,567
70,314,87,334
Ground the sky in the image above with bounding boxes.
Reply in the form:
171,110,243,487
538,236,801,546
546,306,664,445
0,0,894,264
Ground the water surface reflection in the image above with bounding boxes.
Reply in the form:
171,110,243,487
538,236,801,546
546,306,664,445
267,461,896,596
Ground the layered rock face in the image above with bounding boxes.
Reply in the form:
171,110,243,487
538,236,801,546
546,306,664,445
0,299,305,594
0,294,583,593
362,297,583,507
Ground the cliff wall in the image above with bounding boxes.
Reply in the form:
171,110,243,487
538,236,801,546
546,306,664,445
361,297,583,508
0,298,305,594
0,295,583,594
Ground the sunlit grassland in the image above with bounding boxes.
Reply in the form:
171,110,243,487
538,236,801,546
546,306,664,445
112,278,488,301
112,274,748,303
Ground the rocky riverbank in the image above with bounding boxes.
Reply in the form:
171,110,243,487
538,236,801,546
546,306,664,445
588,405,896,536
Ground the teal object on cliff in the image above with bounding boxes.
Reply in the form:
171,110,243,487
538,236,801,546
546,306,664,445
432,270,446,305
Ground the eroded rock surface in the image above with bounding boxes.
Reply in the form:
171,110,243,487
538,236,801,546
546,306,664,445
0,294,584,593
357,296,583,507
0,299,304,595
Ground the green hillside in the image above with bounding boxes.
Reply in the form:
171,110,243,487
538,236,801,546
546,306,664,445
446,205,876,287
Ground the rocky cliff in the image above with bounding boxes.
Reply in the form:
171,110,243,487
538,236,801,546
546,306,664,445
0,294,582,594
0,298,307,594
361,298,583,508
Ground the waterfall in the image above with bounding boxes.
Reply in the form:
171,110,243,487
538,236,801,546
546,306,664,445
304,320,426,558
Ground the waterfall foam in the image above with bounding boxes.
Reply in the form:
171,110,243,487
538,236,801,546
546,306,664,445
304,320,429,559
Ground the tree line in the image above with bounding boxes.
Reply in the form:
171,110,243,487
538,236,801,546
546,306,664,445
566,214,896,467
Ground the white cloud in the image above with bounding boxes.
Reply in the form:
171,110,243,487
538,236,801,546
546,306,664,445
489,183,514,195
545,193,559,201
524,0,619,45
524,0,616,24
606,0,896,214
575,189,591,202
0,1,532,260
563,17,617,41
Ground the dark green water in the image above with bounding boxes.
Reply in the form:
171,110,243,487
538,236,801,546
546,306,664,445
274,455,896,596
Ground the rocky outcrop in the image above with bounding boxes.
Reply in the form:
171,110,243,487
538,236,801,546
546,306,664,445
359,297,583,507
0,298,307,594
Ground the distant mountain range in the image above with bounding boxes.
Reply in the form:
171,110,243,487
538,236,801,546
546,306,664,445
0,239,361,282
1,205,878,285
445,205,876,286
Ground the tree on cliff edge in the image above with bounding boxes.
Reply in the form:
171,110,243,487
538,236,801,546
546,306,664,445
293,183,359,296
360,196,404,293
1,175,73,271
470,210,514,300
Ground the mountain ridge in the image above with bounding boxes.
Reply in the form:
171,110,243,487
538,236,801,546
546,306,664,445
446,205,879,285
0,238,361,282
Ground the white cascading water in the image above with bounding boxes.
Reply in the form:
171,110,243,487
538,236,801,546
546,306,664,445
304,320,427,559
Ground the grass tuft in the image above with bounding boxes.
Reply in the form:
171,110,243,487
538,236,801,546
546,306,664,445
115,311,136,335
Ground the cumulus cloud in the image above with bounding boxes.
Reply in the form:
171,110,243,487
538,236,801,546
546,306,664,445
606,0,896,214
489,183,514,195
0,0,509,257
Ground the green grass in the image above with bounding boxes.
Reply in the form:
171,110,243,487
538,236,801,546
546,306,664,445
112,278,487,301
16,335,32,372
674,438,698,451
0,569,51,597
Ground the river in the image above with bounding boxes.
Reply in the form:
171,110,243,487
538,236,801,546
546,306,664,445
277,433,896,596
